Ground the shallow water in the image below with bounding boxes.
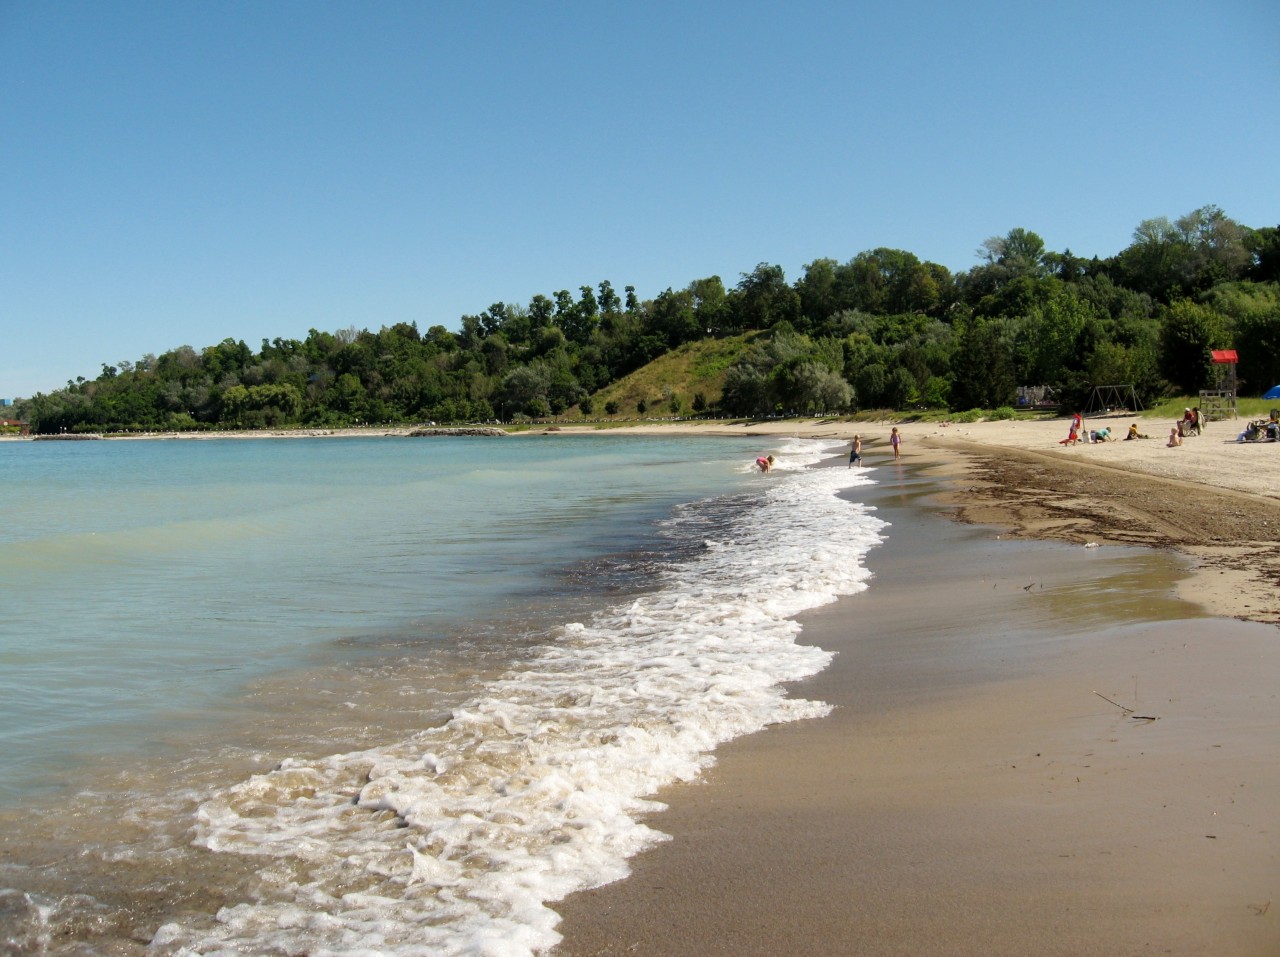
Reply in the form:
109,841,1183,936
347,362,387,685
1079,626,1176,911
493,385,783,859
0,435,756,802
0,433,884,956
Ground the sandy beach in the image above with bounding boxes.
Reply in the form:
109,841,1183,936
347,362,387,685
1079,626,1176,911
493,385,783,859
550,416,1280,956
6,414,1277,953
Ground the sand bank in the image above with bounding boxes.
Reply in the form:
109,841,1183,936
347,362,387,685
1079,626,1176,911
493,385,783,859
551,433,1280,956
547,415,1280,627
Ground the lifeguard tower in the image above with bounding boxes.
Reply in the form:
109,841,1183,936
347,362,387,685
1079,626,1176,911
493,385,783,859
1199,350,1238,422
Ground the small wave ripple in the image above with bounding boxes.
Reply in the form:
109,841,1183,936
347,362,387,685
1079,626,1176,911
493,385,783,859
159,449,886,957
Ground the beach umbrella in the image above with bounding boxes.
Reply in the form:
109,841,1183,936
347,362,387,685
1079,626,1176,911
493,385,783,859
1264,385,1280,400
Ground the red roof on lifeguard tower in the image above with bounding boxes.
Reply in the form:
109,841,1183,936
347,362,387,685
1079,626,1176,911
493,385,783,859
1211,350,1238,363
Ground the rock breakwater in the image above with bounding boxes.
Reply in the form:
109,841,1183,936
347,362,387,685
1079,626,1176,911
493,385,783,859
407,427,507,437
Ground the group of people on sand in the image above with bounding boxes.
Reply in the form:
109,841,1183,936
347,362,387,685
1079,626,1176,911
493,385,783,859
1060,413,1117,445
1167,407,1204,447
845,427,899,466
1059,409,1200,450
755,427,902,473
1060,410,1208,448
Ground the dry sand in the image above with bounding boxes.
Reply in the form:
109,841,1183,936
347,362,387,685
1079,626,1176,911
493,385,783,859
550,416,1280,957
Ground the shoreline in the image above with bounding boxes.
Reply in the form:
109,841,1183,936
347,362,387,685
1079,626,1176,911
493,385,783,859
550,435,1280,955
11,415,1278,626
5,418,1276,952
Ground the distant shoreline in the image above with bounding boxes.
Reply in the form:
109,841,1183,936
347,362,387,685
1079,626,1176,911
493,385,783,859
10,414,1279,624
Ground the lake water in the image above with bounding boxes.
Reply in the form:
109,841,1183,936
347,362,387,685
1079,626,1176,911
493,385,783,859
0,432,884,956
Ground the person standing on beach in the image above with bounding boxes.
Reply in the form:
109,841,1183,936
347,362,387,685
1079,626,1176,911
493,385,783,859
1061,412,1083,445
890,427,901,460
848,435,863,467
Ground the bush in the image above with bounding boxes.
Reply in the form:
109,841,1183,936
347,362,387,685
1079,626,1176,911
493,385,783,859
989,406,1017,420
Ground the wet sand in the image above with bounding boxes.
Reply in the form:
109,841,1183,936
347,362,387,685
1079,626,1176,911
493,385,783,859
552,453,1280,956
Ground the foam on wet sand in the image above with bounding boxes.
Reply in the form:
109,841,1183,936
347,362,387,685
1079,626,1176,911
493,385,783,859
551,429,1280,957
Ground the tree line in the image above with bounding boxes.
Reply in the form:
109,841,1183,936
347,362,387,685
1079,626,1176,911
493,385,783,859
17,205,1280,433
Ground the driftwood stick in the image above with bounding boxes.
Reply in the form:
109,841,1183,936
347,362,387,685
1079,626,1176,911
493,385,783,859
1094,691,1134,714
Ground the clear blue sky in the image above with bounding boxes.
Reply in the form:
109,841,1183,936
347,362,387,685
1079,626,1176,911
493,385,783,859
3,0,1278,398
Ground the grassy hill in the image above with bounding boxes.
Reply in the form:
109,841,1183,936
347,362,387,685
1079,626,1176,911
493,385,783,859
570,332,763,419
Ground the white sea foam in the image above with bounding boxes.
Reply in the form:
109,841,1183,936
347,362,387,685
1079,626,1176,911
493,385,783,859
158,451,885,957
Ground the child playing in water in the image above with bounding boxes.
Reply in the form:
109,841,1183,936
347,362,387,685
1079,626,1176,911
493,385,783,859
848,435,862,467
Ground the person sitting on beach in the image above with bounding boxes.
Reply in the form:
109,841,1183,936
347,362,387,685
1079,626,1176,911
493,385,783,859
1178,407,1202,438
1124,423,1149,440
1191,407,1203,435
1167,426,1182,448
756,454,775,473
848,435,862,468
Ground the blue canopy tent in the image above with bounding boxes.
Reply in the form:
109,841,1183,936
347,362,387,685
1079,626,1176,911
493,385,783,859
1264,385,1280,400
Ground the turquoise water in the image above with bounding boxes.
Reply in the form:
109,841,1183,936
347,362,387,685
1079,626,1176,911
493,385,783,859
0,431,888,956
0,434,762,802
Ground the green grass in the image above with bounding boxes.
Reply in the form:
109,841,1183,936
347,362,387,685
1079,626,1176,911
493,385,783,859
572,333,760,419
1144,396,1278,422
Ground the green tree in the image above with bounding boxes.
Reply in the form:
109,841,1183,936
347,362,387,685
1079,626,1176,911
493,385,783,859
499,364,551,418
645,288,700,348
951,316,1016,409
1014,284,1097,386
796,258,841,324
720,364,768,416
885,366,918,410
922,375,951,409
855,362,888,408
1116,206,1251,302
985,228,1048,279
730,263,800,332
596,280,621,316
1246,226,1280,284
842,248,946,315
1199,281,1280,389
1159,299,1228,394
688,276,727,333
